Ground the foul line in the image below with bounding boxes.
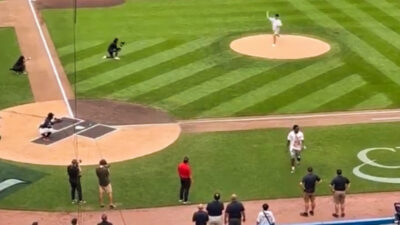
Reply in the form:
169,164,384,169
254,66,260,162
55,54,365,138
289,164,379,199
181,110,400,124
27,0,74,118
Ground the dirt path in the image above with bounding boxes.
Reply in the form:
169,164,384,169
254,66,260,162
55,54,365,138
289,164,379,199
0,191,397,225
180,109,400,133
0,0,73,102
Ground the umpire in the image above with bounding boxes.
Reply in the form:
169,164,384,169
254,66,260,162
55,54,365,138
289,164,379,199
67,159,85,204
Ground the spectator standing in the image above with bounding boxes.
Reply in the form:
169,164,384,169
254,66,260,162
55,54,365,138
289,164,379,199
224,194,245,225
178,156,192,204
207,193,224,225
67,159,85,204
192,204,209,225
330,169,350,218
97,214,112,225
256,203,276,225
299,167,321,217
96,159,115,208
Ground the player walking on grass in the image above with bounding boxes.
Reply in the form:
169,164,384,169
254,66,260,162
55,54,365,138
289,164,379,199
330,169,350,218
67,159,85,204
266,11,282,47
299,167,321,217
287,125,305,173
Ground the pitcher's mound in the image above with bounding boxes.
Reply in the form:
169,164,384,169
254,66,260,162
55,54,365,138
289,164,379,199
230,34,331,60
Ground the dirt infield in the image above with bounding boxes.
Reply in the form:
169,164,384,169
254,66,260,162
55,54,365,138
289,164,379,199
0,191,398,225
180,109,400,133
0,100,180,165
71,99,175,125
35,0,125,9
230,34,331,60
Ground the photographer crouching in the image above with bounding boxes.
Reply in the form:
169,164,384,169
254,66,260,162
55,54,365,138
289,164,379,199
67,159,86,204
103,38,125,60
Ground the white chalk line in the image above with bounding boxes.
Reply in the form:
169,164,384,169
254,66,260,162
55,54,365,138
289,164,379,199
371,117,400,121
27,0,74,118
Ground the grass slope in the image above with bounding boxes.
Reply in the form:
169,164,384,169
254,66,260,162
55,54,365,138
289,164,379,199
42,0,400,119
0,122,399,211
0,28,33,109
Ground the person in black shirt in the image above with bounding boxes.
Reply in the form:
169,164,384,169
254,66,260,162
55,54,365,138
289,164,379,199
38,112,61,141
98,214,112,225
192,204,209,225
67,159,85,204
330,169,350,218
10,56,27,74
207,193,224,225
103,38,122,60
225,194,245,225
299,167,321,217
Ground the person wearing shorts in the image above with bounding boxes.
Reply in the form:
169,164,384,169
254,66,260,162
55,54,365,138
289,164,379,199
299,167,321,217
287,125,305,173
96,159,115,209
266,11,282,46
330,169,350,218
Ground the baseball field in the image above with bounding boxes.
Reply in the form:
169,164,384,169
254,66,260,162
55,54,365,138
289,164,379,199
1,0,400,224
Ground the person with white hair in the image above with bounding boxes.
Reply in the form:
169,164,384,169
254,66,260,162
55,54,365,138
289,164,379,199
192,204,209,225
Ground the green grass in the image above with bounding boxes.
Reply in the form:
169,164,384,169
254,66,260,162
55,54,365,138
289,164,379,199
41,0,400,119
0,28,33,109
1,122,400,211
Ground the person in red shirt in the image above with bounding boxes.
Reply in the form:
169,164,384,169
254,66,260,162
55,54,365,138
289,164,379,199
178,156,192,204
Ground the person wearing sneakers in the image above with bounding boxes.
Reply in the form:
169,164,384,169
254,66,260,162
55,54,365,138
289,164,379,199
103,38,121,60
67,159,85,204
266,11,282,46
96,159,115,209
299,167,321,217
178,156,192,204
207,193,224,225
330,169,350,218
287,125,305,173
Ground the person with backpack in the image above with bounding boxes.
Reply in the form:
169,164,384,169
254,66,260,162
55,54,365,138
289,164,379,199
256,203,275,225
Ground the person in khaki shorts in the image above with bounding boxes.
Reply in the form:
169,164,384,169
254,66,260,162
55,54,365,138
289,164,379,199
299,167,321,217
96,159,115,209
330,169,350,218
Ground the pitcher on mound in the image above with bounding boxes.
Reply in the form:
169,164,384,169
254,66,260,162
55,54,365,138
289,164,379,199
266,11,282,47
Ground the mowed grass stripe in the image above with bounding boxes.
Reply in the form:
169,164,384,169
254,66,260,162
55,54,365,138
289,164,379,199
65,38,165,73
109,52,233,100
160,63,283,111
319,1,400,68
131,57,247,104
200,58,344,117
274,74,366,113
237,64,351,116
353,93,393,110
76,37,219,92
174,62,314,118
88,40,225,97
291,0,400,86
330,0,400,50
363,0,400,24
57,40,103,57
60,42,107,65
75,39,184,83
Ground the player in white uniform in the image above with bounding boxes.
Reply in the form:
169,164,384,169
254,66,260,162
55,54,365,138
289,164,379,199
287,125,306,173
266,11,282,47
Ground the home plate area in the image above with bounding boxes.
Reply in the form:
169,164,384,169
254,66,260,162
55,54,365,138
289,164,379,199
32,117,116,145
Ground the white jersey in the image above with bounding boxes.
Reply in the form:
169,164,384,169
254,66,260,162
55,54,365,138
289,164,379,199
287,130,304,151
268,17,282,31
256,210,276,225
